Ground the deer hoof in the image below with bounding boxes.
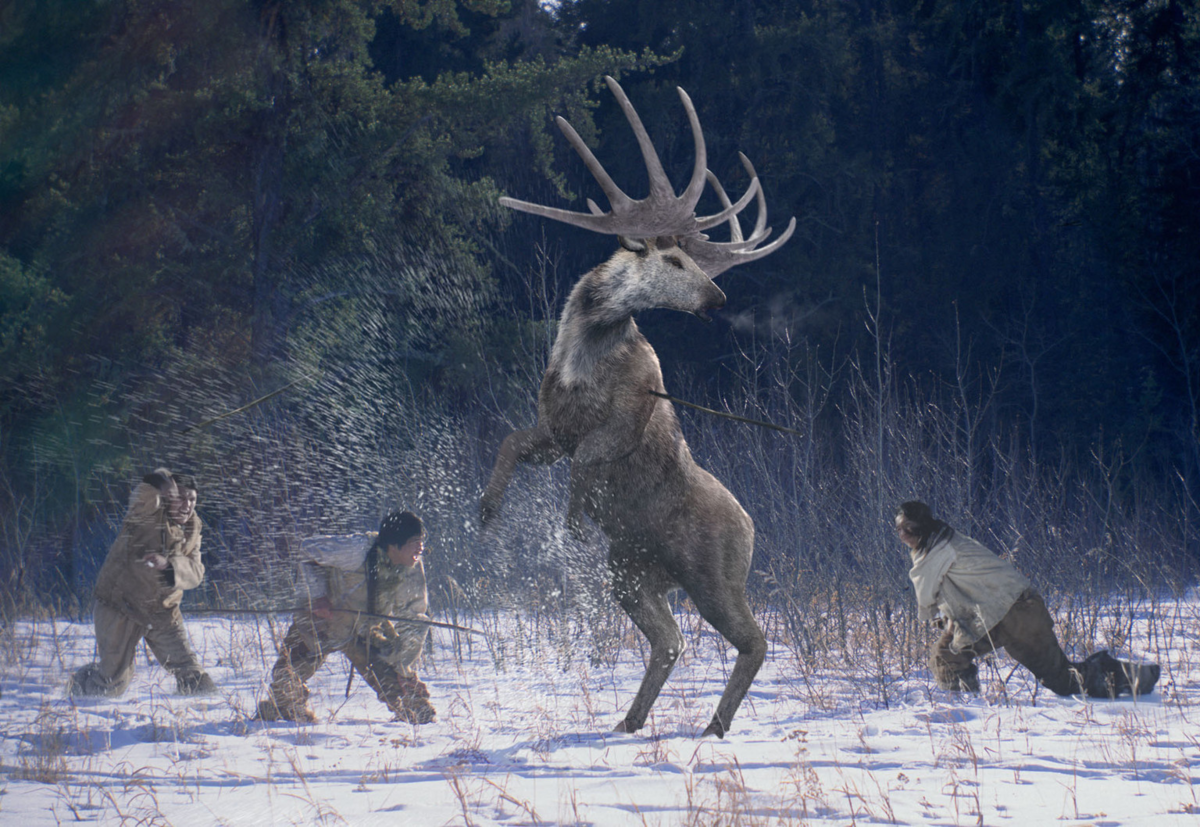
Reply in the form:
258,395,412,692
613,719,636,734
701,719,727,739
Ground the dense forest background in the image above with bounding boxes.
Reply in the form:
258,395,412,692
2,0,1198,630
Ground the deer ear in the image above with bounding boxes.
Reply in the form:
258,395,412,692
619,236,648,254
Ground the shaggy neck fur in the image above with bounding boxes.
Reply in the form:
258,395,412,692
550,256,641,387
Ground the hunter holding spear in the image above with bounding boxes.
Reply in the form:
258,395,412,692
256,511,437,724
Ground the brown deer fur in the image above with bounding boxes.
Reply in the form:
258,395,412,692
482,77,791,737
481,236,766,738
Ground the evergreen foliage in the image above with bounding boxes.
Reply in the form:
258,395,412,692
1,0,1197,610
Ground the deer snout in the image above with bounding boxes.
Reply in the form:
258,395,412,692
693,283,726,323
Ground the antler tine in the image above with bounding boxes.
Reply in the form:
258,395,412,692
680,152,795,277
699,171,740,241
498,195,616,234
736,153,770,242
671,85,710,211
698,154,775,238
741,216,796,260
553,114,633,212
500,76,711,239
604,77,675,202
682,217,796,277
605,77,708,210
497,110,636,233
695,171,760,236
697,172,779,254
697,224,777,254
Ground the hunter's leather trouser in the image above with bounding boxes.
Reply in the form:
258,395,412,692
265,617,428,720
71,600,205,696
931,589,1082,696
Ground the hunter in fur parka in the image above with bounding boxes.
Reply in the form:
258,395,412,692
92,477,205,619
257,511,437,725
895,501,1160,699
290,531,429,664
70,470,214,697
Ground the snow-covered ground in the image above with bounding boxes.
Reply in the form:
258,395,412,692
2,598,1198,825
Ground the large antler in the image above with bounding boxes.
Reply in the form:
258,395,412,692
501,76,761,241
679,154,797,277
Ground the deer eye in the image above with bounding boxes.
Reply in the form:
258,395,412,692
664,255,684,269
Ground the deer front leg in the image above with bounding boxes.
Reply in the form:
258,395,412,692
480,426,563,525
566,387,657,538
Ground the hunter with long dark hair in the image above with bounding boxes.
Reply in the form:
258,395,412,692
896,501,1159,699
257,511,435,724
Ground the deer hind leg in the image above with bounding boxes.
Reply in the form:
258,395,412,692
610,558,684,735
689,586,766,738
481,426,562,524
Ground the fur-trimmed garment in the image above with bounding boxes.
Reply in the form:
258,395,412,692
93,482,205,619
929,589,1080,695
260,533,433,722
909,527,1159,698
908,528,1031,652
71,480,210,696
291,533,429,666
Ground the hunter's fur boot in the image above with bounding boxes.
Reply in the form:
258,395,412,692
395,676,437,725
933,660,981,693
175,669,217,695
255,697,318,723
1080,650,1160,698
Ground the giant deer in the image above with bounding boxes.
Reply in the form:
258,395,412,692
481,77,794,738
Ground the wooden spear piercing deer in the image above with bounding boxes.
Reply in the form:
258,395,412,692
481,76,794,738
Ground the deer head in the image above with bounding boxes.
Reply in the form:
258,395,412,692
598,235,728,323
501,76,795,279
